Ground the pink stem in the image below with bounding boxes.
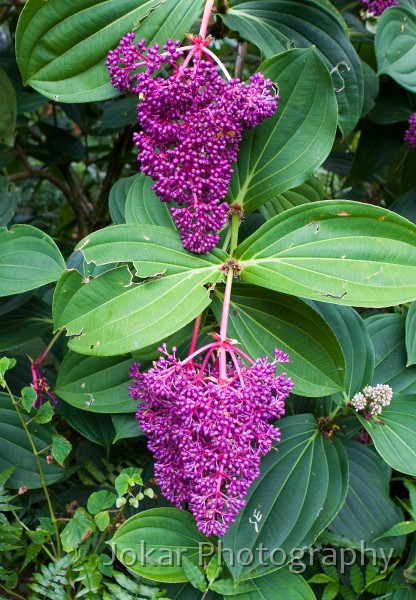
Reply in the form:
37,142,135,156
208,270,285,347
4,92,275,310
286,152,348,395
229,345,255,365
188,314,203,356
219,269,234,380
199,0,215,39
180,341,219,367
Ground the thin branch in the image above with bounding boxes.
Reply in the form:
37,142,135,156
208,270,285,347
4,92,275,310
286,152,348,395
7,170,72,202
234,41,248,80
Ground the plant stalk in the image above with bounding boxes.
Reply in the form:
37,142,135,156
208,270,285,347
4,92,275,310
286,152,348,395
199,0,215,38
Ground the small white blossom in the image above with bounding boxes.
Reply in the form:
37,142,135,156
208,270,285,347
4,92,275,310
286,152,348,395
350,384,393,416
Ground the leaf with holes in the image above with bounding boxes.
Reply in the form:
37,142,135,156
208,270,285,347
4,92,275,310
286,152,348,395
235,201,416,308
226,48,337,213
16,0,204,102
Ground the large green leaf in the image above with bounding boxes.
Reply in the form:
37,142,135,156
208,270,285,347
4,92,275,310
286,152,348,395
53,226,225,355
366,314,416,393
234,200,416,308
406,302,416,366
226,48,337,213
221,0,363,137
125,172,174,228
165,583,220,599
231,568,316,599
309,303,374,398
222,414,349,581
58,400,116,450
376,7,416,93
260,177,323,219
109,508,212,583
0,394,64,489
0,67,16,148
0,297,53,352
329,438,405,557
212,284,345,397
109,175,136,225
55,352,134,413
0,225,66,297
16,0,203,102
358,395,416,476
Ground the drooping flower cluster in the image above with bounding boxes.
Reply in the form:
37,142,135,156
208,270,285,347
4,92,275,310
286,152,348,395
404,113,416,149
107,35,278,253
350,384,393,416
359,0,398,16
128,341,293,536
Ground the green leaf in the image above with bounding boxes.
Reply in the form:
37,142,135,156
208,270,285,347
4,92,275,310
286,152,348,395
53,226,225,355
94,510,111,532
389,568,416,600
16,0,204,102
112,413,143,442
0,296,53,352
222,414,348,581
375,521,416,540
0,68,16,147
358,394,416,476
115,467,143,496
212,284,345,397
0,225,65,297
21,386,37,412
209,579,257,595
226,48,337,213
109,507,213,583
0,394,64,488
109,176,136,225
406,302,416,366
309,303,375,398
51,434,72,465
322,582,339,600
220,0,363,137
0,177,18,227
260,177,324,219
235,200,416,308
56,352,134,413
34,401,54,424
182,556,207,593
60,507,96,553
228,568,316,599
329,438,405,557
366,314,416,393
125,172,175,228
206,554,222,584
57,400,116,449
88,490,118,515
376,7,416,93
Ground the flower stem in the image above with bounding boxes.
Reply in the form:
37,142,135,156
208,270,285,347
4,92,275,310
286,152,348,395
199,0,215,38
189,313,203,356
4,381,61,559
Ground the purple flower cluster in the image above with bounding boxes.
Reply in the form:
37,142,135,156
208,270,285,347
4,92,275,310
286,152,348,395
128,343,293,536
405,113,416,149
107,35,278,253
360,0,398,16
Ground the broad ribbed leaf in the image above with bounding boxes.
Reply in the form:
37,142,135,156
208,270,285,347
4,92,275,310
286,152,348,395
212,284,345,396
222,414,349,581
0,225,66,297
165,584,220,599
235,201,416,308
366,314,416,393
221,0,363,136
0,394,64,489
232,568,316,600
110,508,212,582
376,7,416,93
309,303,374,398
406,302,416,366
0,297,52,352
329,439,404,557
226,48,337,213
109,176,136,225
358,395,416,476
0,68,16,147
260,177,323,219
55,352,134,413
58,401,116,449
125,173,174,228
16,0,203,102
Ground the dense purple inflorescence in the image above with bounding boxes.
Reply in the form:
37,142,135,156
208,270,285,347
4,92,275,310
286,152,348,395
107,35,278,253
405,113,416,149
128,343,293,536
359,0,398,16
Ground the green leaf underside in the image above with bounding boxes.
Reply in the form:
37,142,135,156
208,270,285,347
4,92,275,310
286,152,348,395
0,394,64,489
235,200,416,308
57,401,116,449
212,284,345,397
226,48,337,213
56,352,133,413
358,395,416,476
125,172,175,229
329,438,404,557
0,297,53,352
221,0,363,136
376,7,416,93
110,508,212,583
260,177,324,219
222,414,349,581
0,225,65,297
16,0,204,102
0,67,17,147
405,302,416,366
366,314,416,393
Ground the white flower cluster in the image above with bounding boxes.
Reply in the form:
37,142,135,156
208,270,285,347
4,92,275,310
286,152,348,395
350,384,393,416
